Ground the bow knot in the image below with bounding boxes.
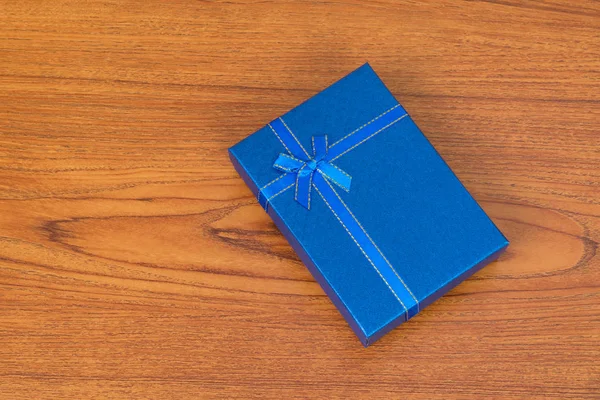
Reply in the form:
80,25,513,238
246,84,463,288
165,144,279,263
272,135,351,209
306,159,319,171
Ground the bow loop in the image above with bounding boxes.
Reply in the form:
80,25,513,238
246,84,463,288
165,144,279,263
273,153,305,173
317,163,351,192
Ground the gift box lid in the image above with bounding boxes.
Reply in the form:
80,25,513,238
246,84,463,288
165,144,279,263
228,63,509,347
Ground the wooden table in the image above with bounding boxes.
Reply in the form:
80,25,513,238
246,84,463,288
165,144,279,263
1,1,598,398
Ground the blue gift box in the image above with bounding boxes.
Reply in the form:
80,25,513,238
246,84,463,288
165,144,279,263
229,63,509,347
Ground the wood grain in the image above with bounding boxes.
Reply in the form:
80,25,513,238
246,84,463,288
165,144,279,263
1,0,599,398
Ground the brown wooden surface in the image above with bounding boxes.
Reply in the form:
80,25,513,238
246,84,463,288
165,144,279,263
1,1,599,398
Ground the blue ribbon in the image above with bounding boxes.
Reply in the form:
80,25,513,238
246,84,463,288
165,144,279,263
258,104,419,320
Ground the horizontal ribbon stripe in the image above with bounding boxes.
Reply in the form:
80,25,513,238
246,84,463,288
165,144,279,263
259,104,419,319
326,104,408,162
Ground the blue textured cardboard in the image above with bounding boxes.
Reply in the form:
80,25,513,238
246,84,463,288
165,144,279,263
229,63,509,346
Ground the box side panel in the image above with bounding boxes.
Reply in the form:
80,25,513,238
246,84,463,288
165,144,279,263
228,148,260,197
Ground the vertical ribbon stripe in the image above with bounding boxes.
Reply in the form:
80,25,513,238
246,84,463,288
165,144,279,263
269,118,310,160
312,173,418,319
259,104,419,320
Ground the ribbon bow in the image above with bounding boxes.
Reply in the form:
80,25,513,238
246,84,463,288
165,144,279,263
273,135,351,209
